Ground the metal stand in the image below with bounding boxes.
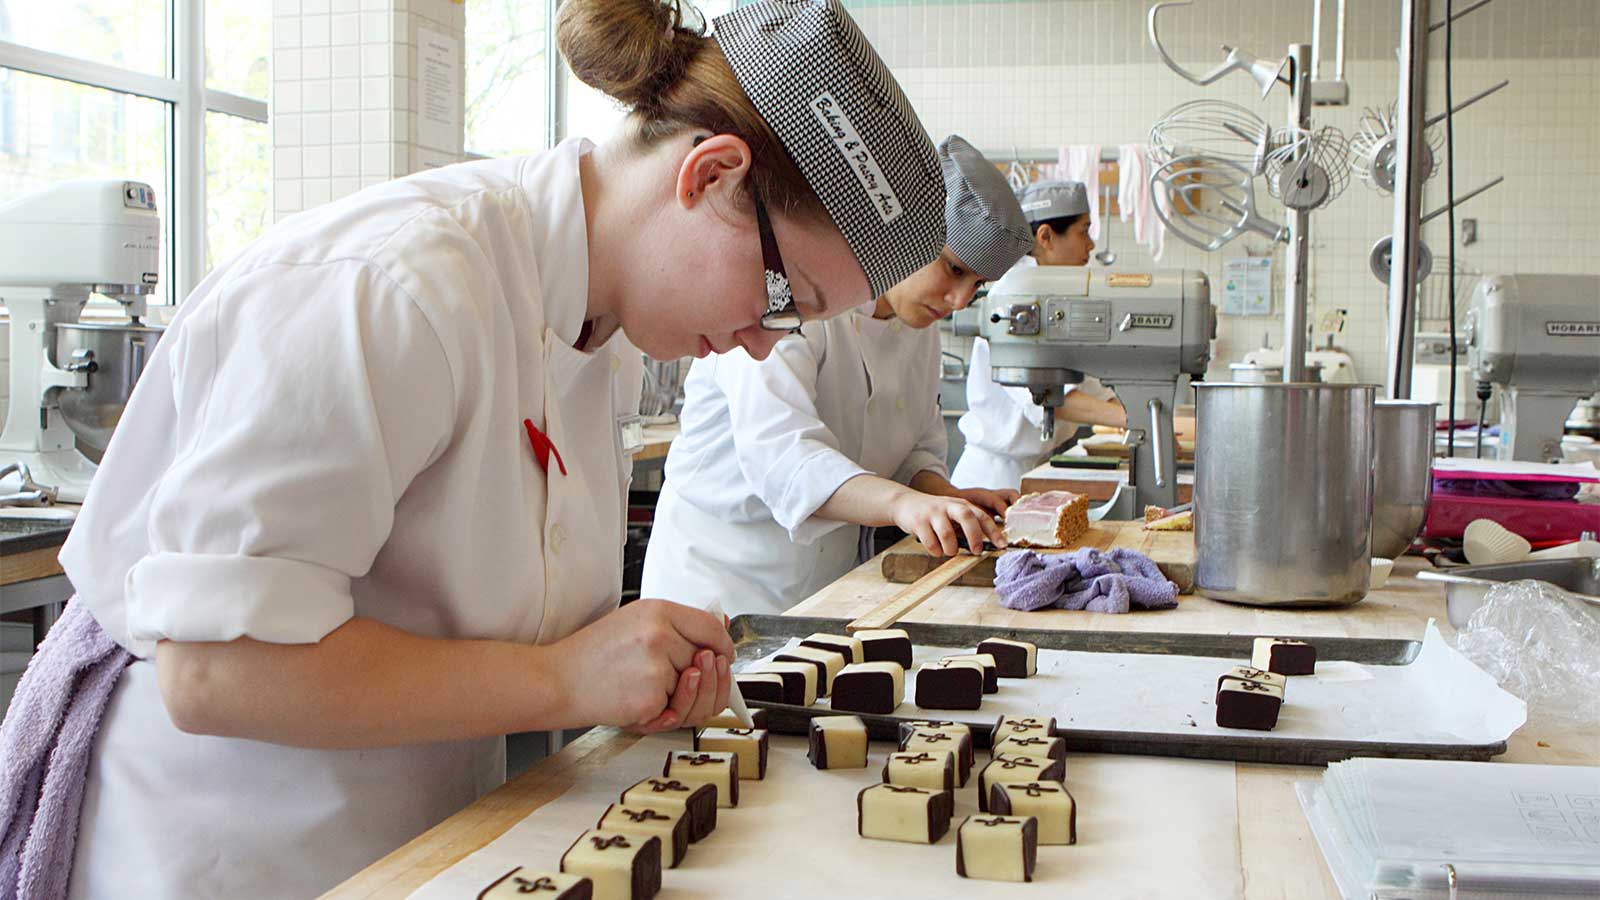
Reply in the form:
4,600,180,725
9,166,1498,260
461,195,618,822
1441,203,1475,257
1385,0,1431,399
1283,44,1313,383
1502,389,1582,463
1090,381,1181,520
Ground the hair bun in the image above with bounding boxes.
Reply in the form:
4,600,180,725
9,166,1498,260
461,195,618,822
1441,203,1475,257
557,0,706,112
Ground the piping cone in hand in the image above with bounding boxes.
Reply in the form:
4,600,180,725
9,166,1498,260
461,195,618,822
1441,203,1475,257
1462,519,1531,566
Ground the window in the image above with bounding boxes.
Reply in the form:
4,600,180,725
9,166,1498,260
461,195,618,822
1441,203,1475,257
205,111,267,271
205,0,268,100
465,0,740,157
464,0,549,158
562,74,626,145
0,0,270,305
0,0,167,76
203,0,268,273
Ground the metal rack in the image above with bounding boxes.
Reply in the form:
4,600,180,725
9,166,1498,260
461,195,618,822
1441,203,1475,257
1382,0,1505,400
1145,1,1342,382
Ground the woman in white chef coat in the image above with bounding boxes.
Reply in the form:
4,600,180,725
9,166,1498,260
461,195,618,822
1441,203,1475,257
640,136,1035,618
951,180,1129,490
11,1,947,897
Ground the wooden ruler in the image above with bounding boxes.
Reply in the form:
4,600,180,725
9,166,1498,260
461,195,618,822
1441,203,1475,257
845,553,986,633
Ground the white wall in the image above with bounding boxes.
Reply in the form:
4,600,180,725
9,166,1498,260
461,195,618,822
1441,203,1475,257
271,0,467,219
846,0,1600,388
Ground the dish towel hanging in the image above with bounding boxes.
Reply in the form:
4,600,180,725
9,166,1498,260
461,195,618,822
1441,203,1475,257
1117,143,1166,261
1056,144,1103,240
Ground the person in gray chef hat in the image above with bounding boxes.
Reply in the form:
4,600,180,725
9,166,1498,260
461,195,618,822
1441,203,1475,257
640,135,1032,618
1017,180,1096,266
952,176,1191,490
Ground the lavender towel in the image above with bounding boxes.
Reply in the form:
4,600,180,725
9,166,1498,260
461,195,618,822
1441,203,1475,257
0,601,132,900
994,547,1179,614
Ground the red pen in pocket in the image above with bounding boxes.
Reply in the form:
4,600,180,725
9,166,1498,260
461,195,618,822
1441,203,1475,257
523,419,567,476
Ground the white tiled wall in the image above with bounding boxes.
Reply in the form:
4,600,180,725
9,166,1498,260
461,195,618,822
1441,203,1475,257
272,0,466,219
848,0,1600,389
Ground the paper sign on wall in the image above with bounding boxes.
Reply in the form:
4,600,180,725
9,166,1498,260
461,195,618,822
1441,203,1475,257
416,26,461,155
1222,256,1273,316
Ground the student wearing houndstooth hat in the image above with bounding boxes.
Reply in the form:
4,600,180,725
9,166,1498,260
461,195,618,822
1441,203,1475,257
27,3,947,890
715,0,946,300
555,0,946,363
639,136,1032,618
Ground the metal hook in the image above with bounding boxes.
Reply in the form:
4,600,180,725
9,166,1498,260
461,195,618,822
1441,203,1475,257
1430,0,1492,32
1420,175,1504,225
1424,79,1509,128
1147,1,1289,96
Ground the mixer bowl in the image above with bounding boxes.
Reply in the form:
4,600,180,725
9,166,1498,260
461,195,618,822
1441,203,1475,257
1371,400,1437,559
1193,382,1378,607
51,322,164,452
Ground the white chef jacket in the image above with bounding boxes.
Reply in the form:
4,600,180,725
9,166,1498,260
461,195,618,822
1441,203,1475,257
640,307,947,618
950,257,1112,490
56,138,642,899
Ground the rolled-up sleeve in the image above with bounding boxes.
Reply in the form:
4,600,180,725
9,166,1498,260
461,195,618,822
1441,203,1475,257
717,336,869,544
124,261,455,646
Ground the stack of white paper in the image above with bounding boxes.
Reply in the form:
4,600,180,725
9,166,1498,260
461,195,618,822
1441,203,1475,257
1298,759,1600,898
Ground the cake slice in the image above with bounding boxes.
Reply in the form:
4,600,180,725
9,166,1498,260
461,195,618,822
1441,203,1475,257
1142,507,1193,531
1003,491,1090,548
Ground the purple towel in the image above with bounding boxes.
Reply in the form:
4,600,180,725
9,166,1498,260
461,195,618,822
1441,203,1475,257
994,548,1179,614
0,600,132,900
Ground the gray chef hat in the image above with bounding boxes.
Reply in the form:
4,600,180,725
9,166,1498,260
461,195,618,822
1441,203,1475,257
939,136,1033,281
1016,180,1090,224
715,0,945,298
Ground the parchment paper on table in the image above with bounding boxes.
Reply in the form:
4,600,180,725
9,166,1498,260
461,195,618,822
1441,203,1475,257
994,547,1179,613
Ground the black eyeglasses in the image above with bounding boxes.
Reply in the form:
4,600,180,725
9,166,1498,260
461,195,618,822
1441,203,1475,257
753,192,802,333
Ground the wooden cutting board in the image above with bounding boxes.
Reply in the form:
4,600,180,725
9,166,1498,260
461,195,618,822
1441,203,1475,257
879,520,1197,593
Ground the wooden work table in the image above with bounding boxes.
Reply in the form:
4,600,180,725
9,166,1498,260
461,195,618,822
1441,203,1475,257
635,421,680,463
326,550,1598,900
1019,460,1194,503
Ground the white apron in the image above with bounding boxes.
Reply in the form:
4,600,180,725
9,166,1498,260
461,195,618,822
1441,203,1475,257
60,139,641,898
950,336,1053,490
641,310,947,618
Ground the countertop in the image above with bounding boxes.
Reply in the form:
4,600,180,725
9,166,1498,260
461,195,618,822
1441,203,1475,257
323,549,1598,900
0,517,72,556
0,510,74,586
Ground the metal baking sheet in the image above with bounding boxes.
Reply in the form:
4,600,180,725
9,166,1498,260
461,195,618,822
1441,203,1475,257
729,615,1515,766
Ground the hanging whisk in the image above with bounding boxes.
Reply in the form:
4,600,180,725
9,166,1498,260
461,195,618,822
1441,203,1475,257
1348,101,1443,193
1264,125,1353,209
1149,100,1273,172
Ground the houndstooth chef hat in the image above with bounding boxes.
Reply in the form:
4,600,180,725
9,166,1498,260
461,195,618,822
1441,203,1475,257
938,136,1033,281
1016,180,1091,224
715,0,945,298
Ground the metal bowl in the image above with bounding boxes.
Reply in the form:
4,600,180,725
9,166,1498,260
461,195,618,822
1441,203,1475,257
51,322,164,452
1418,557,1600,628
1193,381,1378,607
1371,400,1437,558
